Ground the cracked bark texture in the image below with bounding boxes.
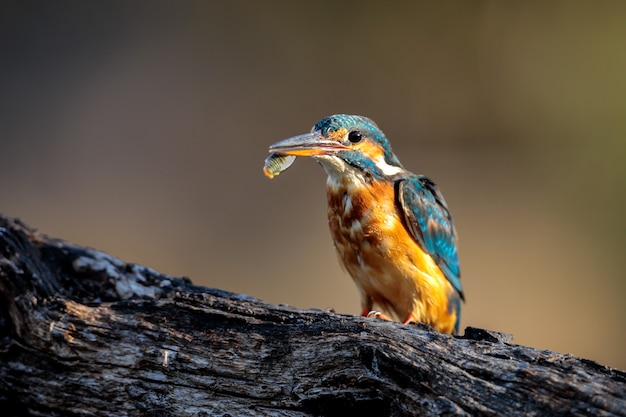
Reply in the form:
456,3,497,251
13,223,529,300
0,214,624,417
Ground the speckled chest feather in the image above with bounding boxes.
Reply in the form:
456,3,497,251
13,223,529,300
325,175,459,333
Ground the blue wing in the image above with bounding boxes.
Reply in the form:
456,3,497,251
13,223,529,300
397,176,463,300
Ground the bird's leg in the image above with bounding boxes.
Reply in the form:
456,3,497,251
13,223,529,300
360,295,374,317
402,311,419,325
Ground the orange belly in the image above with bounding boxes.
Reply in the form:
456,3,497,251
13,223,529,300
327,179,458,333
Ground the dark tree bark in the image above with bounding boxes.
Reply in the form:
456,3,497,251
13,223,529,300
0,214,624,417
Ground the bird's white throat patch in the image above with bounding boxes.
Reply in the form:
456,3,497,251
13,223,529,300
373,155,403,176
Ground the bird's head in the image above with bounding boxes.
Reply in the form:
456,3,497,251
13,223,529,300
269,114,404,179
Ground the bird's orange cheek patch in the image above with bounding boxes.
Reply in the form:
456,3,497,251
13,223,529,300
354,141,385,160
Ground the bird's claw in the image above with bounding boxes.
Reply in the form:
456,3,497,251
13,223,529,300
366,311,393,321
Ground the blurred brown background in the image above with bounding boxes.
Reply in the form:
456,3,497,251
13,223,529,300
1,1,624,369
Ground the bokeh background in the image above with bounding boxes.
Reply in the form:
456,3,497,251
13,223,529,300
1,2,624,369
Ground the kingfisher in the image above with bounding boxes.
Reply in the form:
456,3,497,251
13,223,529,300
266,114,464,334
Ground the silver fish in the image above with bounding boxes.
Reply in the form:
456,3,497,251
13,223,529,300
263,153,296,179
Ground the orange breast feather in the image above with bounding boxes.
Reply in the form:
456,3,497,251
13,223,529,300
327,179,458,333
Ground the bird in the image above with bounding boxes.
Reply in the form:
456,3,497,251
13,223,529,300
266,114,464,334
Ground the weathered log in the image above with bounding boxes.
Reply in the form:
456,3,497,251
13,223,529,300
0,214,624,417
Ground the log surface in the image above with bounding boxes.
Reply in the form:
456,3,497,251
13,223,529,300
0,214,624,417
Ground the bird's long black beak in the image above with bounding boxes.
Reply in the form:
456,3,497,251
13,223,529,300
268,132,349,156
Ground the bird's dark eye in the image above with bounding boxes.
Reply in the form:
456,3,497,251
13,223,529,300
348,130,362,143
